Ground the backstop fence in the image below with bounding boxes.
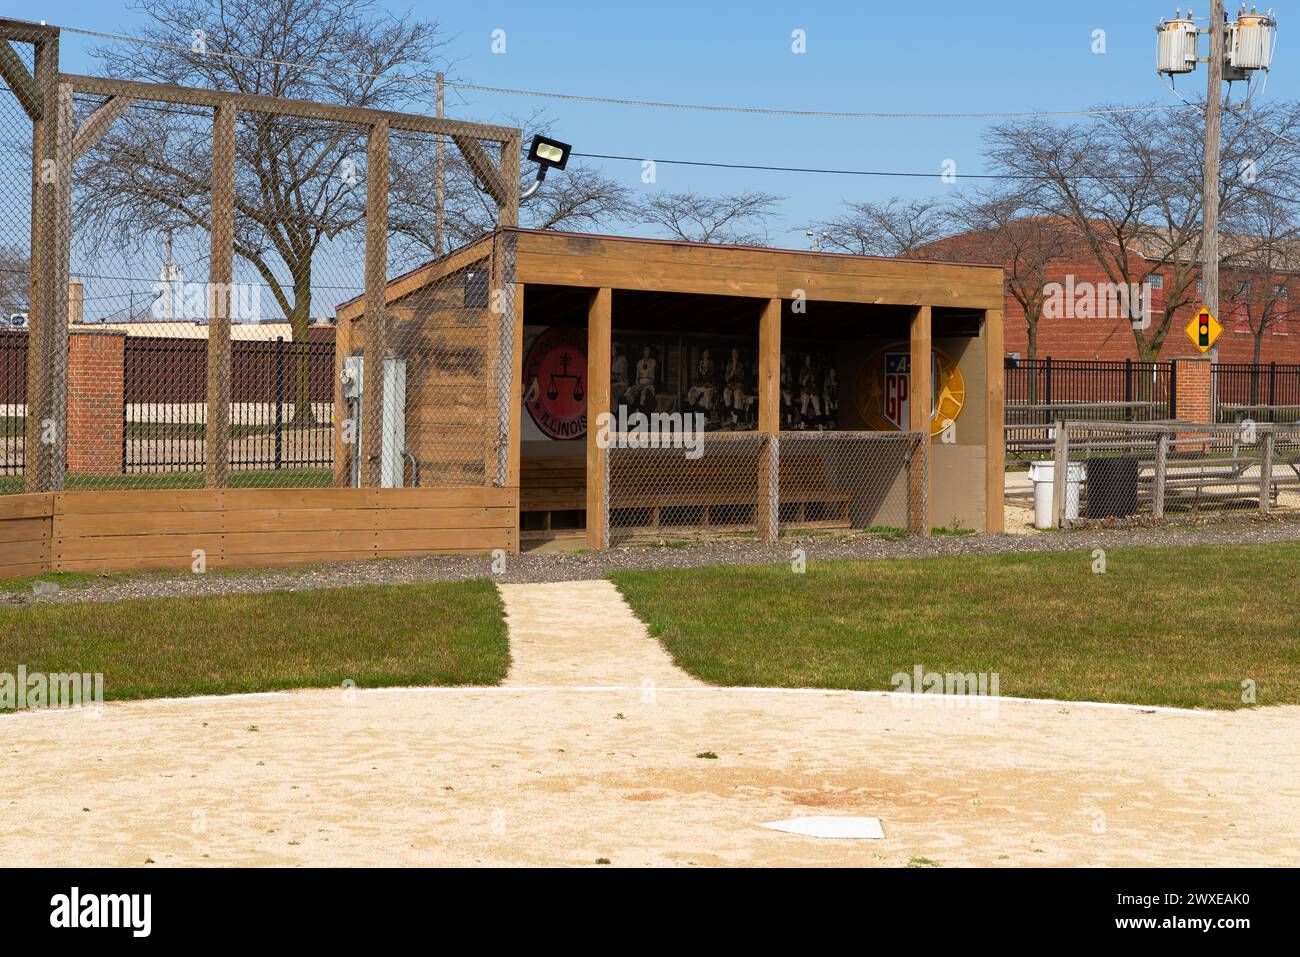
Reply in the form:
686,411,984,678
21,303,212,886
1,18,519,494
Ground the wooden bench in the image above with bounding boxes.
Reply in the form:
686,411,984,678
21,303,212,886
520,458,586,534
607,450,851,531
521,449,855,535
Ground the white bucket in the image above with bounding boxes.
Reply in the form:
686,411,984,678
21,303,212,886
1027,461,1085,529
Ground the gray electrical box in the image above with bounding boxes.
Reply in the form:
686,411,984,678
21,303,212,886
341,354,407,488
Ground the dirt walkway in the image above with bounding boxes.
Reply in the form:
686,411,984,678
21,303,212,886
497,580,703,687
2,689,1295,867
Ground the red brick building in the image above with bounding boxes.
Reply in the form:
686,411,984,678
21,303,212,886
923,228,1300,364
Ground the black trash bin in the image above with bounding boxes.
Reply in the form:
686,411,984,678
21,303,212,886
1085,456,1140,519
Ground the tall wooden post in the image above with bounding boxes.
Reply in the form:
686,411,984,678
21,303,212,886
363,120,389,487
434,72,445,256
757,297,782,542
507,281,525,552
499,132,521,229
984,307,1004,532
205,102,236,487
586,288,611,549
48,82,72,491
25,36,62,492
908,305,932,535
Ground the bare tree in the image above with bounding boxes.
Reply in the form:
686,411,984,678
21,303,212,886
814,196,951,257
927,189,1071,360
1221,189,1300,379
636,190,782,245
77,0,447,423
388,116,634,260
0,245,28,317
986,101,1300,361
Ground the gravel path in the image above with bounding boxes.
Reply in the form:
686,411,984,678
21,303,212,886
7,516,1300,607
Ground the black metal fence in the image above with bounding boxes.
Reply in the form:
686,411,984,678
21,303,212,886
0,332,24,477
1006,357,1175,459
1213,362,1300,423
124,336,334,474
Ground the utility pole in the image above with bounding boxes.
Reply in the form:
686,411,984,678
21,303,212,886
435,72,445,257
1157,4,1276,366
1202,0,1224,360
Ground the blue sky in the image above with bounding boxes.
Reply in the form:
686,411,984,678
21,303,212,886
32,1,1300,247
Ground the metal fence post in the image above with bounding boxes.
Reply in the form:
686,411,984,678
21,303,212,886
1268,362,1277,423
1153,429,1169,520
1043,356,1053,427
1124,358,1133,421
274,336,284,472
1259,428,1275,515
1052,419,1068,529
1169,360,1177,420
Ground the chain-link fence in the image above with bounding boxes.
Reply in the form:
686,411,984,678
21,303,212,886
777,431,926,535
606,429,927,543
608,432,768,541
2,22,518,493
337,231,513,489
1049,420,1300,526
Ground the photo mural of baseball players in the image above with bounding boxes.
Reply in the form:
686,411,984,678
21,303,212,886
602,332,839,433
781,346,839,430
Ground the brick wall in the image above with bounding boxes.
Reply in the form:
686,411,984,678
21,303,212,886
1174,357,1213,424
922,233,1300,363
67,330,125,475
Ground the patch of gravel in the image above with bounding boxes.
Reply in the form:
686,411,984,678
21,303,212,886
7,516,1300,607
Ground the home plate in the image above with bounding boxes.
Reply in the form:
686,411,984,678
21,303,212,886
757,816,885,839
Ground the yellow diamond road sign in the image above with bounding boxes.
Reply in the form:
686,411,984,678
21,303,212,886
1186,307,1222,354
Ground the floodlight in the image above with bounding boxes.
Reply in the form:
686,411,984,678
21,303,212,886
522,135,573,202
528,135,571,175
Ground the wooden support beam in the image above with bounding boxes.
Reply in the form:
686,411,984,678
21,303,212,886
72,95,132,160
205,102,236,488
0,38,41,120
507,282,525,553
586,288,612,549
64,73,518,142
363,120,390,487
908,305,932,536
757,297,781,542
24,37,63,493
39,81,73,492
451,133,510,207
498,132,521,229
984,307,1005,533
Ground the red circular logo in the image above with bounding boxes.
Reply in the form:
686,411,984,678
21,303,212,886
524,327,587,440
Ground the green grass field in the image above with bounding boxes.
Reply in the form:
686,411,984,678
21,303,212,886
0,579,508,706
610,543,1300,709
0,467,331,494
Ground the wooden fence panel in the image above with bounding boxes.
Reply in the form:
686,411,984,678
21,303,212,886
43,486,517,574
0,493,53,578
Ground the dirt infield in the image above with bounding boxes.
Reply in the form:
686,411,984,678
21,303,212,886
3,579,1296,868
2,687,1296,867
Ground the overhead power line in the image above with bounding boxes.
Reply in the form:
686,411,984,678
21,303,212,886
49,21,1194,122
